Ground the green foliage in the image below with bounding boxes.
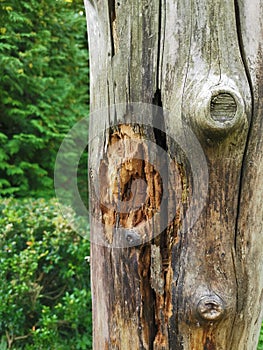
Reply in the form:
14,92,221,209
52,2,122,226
0,198,91,349
0,0,89,198
258,325,263,350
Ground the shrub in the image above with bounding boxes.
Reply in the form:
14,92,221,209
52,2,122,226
0,0,89,198
0,198,91,349
258,326,263,350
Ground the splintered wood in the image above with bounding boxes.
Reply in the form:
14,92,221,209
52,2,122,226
99,124,163,244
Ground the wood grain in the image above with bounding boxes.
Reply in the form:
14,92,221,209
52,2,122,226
85,0,263,348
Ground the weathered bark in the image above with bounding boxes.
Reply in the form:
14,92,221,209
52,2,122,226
85,0,263,349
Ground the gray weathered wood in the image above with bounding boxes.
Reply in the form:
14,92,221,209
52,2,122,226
233,0,263,347
85,0,263,348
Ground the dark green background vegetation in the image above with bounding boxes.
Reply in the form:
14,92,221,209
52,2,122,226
0,0,89,199
0,0,91,348
0,198,91,349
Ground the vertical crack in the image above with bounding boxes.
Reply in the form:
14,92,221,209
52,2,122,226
156,0,162,89
233,0,254,249
152,89,167,150
152,3,170,342
108,0,116,57
231,1,254,346
181,0,193,117
153,0,166,151
159,0,166,92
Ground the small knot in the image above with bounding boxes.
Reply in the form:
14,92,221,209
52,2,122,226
124,229,141,247
196,295,225,322
185,77,248,142
210,92,237,122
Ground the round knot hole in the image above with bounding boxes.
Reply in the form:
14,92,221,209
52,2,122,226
197,295,225,322
210,93,237,122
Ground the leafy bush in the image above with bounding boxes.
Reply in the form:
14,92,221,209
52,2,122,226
0,0,89,198
258,325,263,350
0,198,91,349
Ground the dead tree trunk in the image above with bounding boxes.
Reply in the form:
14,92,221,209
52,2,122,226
85,0,263,348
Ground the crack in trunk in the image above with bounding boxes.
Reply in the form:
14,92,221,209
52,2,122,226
108,0,116,57
233,0,254,251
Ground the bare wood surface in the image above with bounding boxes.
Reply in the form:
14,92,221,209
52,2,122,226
85,0,263,348
233,0,263,348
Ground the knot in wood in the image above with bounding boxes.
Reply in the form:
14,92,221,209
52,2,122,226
210,93,237,122
125,230,141,246
196,295,225,322
185,76,248,142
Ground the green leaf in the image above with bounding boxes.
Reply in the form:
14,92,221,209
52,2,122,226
6,165,24,176
6,139,20,155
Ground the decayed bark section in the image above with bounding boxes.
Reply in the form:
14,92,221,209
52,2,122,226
85,0,263,348
99,124,163,246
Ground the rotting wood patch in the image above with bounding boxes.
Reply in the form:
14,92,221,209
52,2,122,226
99,124,163,244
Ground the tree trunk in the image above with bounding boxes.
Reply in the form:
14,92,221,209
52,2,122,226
85,0,263,349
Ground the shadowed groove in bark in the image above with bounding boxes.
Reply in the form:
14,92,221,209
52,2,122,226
108,0,116,57
230,1,254,346
233,0,254,251
152,89,167,151
138,245,156,350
